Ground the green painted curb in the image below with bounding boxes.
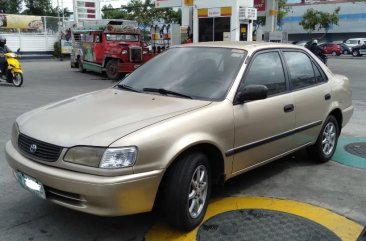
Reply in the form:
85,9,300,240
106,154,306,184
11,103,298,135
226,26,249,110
332,136,366,170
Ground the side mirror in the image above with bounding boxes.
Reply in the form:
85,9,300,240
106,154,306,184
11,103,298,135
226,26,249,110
17,48,20,53
235,85,268,104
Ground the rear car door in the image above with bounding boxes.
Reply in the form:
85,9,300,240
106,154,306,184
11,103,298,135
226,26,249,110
282,50,331,146
231,50,296,173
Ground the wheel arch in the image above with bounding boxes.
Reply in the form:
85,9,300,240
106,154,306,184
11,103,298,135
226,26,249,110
103,56,122,67
328,108,343,135
153,142,226,209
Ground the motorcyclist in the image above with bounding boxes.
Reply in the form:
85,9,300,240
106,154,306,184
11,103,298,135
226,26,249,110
307,39,326,63
0,35,11,78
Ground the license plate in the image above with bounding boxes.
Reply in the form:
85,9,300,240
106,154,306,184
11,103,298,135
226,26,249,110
15,171,46,199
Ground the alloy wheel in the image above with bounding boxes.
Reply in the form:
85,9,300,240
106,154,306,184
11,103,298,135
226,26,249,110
188,165,208,219
322,122,336,156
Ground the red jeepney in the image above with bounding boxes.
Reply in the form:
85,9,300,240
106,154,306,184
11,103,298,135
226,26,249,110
71,20,154,80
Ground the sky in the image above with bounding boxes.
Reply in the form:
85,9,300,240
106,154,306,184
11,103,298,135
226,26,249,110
51,0,128,11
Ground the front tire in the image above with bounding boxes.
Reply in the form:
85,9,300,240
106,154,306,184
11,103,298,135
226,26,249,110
106,59,122,80
162,152,211,231
12,72,23,87
307,115,339,163
331,51,337,56
352,49,360,57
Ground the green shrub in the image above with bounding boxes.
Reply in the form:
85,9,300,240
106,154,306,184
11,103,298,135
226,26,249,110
53,41,61,57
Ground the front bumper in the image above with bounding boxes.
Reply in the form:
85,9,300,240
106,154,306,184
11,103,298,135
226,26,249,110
5,141,164,216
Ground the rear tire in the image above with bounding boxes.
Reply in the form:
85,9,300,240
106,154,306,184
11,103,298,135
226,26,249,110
106,59,122,81
162,152,211,231
307,115,339,163
12,72,23,87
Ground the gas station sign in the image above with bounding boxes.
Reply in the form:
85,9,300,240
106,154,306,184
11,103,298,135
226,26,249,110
254,0,266,12
239,7,258,20
73,0,101,24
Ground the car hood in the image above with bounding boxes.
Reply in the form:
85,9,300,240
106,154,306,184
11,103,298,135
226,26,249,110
17,88,211,147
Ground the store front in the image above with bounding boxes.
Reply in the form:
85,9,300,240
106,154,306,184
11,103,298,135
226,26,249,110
197,7,231,42
193,0,254,43
198,17,231,42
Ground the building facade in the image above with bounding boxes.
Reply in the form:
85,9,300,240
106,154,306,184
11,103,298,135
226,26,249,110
281,0,366,42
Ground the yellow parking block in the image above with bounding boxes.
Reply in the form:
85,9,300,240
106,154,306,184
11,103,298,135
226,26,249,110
145,196,364,241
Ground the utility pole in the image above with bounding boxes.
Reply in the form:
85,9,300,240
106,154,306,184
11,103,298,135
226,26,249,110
57,0,63,61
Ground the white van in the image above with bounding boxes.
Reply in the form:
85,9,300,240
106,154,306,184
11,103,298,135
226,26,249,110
344,38,366,48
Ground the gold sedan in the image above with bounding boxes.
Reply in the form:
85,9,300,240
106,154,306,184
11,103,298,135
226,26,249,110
5,42,353,231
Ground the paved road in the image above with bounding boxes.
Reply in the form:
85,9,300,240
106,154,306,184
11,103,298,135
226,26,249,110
0,58,365,241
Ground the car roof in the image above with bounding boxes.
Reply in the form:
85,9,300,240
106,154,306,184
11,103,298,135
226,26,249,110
346,38,366,41
175,41,306,52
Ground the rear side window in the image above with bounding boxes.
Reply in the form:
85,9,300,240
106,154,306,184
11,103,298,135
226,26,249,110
242,51,287,96
313,63,325,83
283,52,316,90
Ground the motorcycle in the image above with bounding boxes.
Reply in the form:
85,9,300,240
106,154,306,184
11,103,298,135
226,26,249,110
318,53,328,65
0,49,23,87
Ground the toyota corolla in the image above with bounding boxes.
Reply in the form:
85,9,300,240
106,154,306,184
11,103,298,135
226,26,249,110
5,42,353,231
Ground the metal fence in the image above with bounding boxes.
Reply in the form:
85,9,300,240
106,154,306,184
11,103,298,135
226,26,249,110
0,16,69,52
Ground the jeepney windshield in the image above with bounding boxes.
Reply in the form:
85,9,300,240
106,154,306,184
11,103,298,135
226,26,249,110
106,34,139,42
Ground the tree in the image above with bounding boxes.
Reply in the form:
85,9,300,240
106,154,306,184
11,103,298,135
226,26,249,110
299,7,340,38
277,0,290,27
23,0,53,16
102,0,181,25
0,0,22,14
102,4,129,19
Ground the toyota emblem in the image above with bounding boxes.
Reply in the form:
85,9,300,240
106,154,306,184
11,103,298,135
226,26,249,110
29,144,37,153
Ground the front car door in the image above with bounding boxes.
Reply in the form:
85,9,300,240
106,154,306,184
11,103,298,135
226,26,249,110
93,32,104,64
231,50,296,174
282,50,332,146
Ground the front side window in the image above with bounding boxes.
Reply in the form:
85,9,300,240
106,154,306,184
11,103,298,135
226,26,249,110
106,34,139,42
283,51,316,90
241,51,287,96
120,47,247,101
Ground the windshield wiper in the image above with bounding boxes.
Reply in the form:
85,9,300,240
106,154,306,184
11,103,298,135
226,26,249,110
117,84,142,93
142,88,192,99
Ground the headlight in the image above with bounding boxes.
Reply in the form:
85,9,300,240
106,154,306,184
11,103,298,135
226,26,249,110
64,146,106,167
11,122,19,146
100,147,137,169
64,146,137,168
122,50,128,55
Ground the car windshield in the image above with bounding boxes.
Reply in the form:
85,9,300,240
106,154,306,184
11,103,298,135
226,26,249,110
106,34,139,41
118,47,247,101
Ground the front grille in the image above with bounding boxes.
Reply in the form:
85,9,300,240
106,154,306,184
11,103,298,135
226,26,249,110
130,47,142,63
18,133,62,162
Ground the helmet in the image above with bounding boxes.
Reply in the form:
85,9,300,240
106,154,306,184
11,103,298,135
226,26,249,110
312,39,318,44
0,36,6,45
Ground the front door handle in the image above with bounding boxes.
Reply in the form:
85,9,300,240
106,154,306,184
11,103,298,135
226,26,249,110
325,93,331,100
284,104,294,113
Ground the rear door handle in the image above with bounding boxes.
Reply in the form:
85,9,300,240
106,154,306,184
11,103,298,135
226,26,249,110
325,93,331,100
284,104,294,113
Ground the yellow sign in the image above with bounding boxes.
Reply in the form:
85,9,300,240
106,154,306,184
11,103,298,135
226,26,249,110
0,14,43,29
184,0,193,6
269,10,278,16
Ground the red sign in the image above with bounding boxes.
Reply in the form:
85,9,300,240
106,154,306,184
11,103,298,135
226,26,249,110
254,0,265,12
